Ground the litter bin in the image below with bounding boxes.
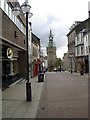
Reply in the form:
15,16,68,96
38,72,44,82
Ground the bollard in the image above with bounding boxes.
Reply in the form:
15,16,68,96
80,69,84,75
26,82,32,101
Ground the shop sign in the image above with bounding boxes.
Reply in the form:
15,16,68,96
7,48,13,59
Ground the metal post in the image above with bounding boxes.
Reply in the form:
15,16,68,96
71,57,72,73
26,12,32,101
89,54,90,74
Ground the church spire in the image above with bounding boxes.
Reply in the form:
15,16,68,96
49,29,53,41
47,29,56,48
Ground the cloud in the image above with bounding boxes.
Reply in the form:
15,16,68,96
32,14,68,47
19,0,89,58
46,15,60,25
56,46,68,59
31,14,69,58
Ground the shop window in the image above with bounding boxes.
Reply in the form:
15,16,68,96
13,61,18,74
2,61,10,75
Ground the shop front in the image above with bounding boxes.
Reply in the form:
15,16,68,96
2,45,19,89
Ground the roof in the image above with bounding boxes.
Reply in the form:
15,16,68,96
66,18,90,36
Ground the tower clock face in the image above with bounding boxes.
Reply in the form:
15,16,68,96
50,37,52,39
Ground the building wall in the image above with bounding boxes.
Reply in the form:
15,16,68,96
67,30,76,55
67,29,76,72
67,18,90,73
2,10,26,49
18,51,27,78
0,8,2,37
47,47,56,71
0,9,2,88
0,1,28,87
62,53,69,71
2,7,27,76
31,33,40,77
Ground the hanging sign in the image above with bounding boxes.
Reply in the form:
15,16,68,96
7,48,13,59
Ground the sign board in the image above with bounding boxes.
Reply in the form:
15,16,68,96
7,48,13,59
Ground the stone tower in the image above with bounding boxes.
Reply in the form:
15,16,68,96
46,29,56,71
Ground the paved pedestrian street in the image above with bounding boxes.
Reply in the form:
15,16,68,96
2,77,44,118
36,72,88,118
2,72,88,119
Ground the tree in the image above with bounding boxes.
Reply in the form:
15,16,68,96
54,58,62,68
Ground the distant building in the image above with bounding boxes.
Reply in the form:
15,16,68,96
31,33,40,77
46,29,56,71
75,29,90,73
67,18,90,73
62,52,69,71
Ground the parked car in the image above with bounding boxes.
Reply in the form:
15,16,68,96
53,68,57,72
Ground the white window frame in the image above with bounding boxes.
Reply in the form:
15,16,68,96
4,1,6,12
1,0,26,35
0,0,1,7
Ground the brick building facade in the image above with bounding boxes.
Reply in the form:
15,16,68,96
0,0,28,89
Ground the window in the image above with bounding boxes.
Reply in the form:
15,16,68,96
11,9,15,22
81,33,83,42
77,35,79,44
89,46,90,53
86,36,87,42
1,0,4,11
8,5,10,16
77,47,79,55
33,47,37,57
1,0,25,35
9,7,11,19
14,15,15,23
81,46,83,55
86,47,88,53
0,0,1,7
4,1,6,12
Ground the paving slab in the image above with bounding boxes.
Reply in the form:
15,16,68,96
2,76,44,118
36,72,88,118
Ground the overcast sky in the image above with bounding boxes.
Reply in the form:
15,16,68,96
18,0,89,59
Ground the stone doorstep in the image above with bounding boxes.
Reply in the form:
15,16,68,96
9,78,25,87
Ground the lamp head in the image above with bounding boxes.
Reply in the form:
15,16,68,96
12,6,20,16
28,12,33,19
21,1,31,13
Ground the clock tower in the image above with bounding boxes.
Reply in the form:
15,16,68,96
46,29,56,71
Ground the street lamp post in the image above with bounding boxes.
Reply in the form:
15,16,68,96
12,0,33,101
25,11,31,101
71,57,72,73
